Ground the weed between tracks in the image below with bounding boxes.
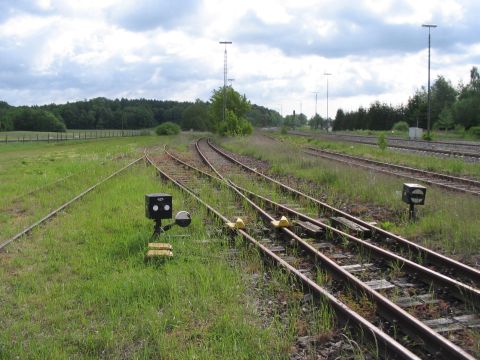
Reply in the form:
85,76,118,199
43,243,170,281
222,135,480,258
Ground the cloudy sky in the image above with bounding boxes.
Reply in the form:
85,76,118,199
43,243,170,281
0,0,479,118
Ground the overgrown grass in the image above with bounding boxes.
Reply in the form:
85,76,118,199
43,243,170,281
222,135,480,257
0,133,207,242
276,133,480,180
0,164,290,359
0,137,158,242
1,134,346,358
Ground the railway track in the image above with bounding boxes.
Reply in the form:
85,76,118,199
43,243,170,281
288,131,480,161
302,146,480,197
328,133,480,151
146,151,420,359
146,140,479,359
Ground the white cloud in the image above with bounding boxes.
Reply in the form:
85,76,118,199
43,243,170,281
0,0,478,118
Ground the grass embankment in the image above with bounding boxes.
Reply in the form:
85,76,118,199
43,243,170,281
277,133,480,180
222,135,480,257
0,135,335,358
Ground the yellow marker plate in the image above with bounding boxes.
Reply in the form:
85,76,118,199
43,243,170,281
148,243,173,250
145,249,173,258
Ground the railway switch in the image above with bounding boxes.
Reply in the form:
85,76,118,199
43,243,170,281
402,183,426,220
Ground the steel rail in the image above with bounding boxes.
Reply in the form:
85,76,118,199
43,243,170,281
289,131,480,159
232,183,480,309
0,157,144,251
303,146,480,196
146,153,421,360
192,140,476,360
314,132,480,148
206,139,480,286
10,173,77,202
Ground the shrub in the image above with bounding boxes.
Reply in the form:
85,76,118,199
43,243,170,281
217,110,252,136
240,119,253,135
155,122,181,135
0,113,13,131
377,133,387,150
4,107,66,132
280,125,288,135
392,121,409,132
468,126,480,139
454,124,465,134
422,132,433,141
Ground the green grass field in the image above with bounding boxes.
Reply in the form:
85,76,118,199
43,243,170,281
0,134,330,359
5,131,477,358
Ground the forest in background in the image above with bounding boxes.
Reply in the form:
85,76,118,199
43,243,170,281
332,66,480,132
1,67,479,135
0,95,282,133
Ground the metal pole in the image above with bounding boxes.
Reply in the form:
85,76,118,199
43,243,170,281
219,41,232,124
327,78,329,123
323,73,332,129
422,24,437,138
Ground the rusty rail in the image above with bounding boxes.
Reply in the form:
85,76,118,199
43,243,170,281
146,152,421,360
191,139,476,360
303,146,480,196
206,139,480,286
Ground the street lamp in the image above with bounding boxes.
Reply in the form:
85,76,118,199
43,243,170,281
219,41,232,123
312,91,320,116
422,24,437,138
323,72,332,130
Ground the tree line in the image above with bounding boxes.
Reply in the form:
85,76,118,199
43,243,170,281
332,67,480,132
0,93,282,133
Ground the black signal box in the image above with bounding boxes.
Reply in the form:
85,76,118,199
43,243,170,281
402,183,426,205
145,193,172,220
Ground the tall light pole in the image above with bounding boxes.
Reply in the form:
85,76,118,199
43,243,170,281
312,91,320,116
219,41,232,123
422,24,436,138
323,72,332,129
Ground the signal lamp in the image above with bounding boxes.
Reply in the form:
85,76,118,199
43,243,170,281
145,193,191,237
402,183,426,220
